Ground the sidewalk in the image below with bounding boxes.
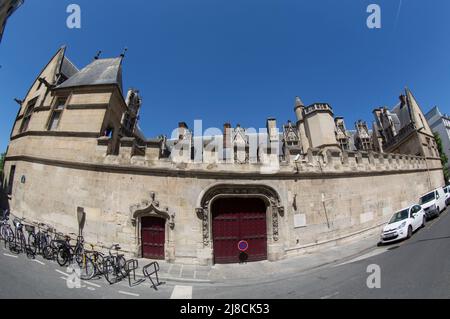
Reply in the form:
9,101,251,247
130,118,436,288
135,227,382,285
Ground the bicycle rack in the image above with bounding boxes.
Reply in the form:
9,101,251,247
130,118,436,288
143,261,164,290
124,259,145,287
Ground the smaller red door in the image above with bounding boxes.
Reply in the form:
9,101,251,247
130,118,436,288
141,217,165,259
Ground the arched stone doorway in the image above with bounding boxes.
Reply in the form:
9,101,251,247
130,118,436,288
196,184,285,265
130,193,176,261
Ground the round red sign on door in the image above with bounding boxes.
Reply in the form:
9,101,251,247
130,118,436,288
238,240,249,252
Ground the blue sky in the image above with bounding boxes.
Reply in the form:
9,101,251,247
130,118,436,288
1,0,450,152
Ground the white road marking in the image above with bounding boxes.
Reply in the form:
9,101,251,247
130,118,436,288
334,248,388,267
34,259,45,265
321,292,339,299
59,277,86,288
170,285,193,299
82,280,101,288
56,270,100,288
3,253,18,258
55,269,69,277
118,290,140,297
87,287,95,291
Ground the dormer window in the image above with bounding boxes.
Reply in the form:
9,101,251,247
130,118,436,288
47,97,67,131
19,97,37,133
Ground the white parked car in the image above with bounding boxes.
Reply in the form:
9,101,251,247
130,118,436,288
443,185,450,206
380,205,426,244
419,187,446,220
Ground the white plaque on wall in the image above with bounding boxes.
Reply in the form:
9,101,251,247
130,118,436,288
294,213,306,228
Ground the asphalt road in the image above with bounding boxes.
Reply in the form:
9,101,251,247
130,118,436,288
194,206,450,299
0,245,177,299
0,207,449,299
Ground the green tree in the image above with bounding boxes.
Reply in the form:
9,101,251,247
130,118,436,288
434,132,449,184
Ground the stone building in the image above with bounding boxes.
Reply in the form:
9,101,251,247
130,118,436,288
354,120,373,151
425,106,450,171
373,91,438,158
2,47,445,265
334,117,351,151
0,0,23,43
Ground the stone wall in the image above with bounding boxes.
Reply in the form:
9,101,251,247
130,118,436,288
3,147,444,265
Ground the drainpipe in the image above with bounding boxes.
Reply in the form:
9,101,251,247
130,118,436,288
321,193,331,229
425,158,432,190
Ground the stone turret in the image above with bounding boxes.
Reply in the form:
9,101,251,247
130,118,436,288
293,96,310,153
303,103,340,151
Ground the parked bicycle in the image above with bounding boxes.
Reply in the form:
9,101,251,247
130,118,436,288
26,222,52,255
1,211,162,289
9,217,34,258
56,233,95,280
103,244,128,284
0,209,14,247
42,229,66,260
86,243,106,278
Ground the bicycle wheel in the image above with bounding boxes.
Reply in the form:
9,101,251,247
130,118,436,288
39,235,48,254
8,233,16,252
42,245,53,260
116,255,128,278
77,254,95,280
95,253,105,276
28,233,37,255
103,258,117,284
0,224,4,241
20,233,35,258
3,226,14,248
57,247,70,266
74,246,85,265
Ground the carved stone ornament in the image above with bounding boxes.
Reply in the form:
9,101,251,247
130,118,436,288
130,192,173,227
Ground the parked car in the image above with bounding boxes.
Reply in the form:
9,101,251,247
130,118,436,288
419,187,446,220
443,185,450,206
380,204,426,244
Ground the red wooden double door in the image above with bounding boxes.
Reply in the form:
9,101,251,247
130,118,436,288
212,198,268,264
141,216,165,259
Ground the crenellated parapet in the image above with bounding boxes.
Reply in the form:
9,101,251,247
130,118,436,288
93,133,432,177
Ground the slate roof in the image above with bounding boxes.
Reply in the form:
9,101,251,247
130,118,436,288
57,57,123,91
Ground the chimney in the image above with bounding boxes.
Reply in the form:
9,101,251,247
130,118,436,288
223,123,232,149
178,122,188,140
399,95,407,108
266,118,278,142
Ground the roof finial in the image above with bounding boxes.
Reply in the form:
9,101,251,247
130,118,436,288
120,47,128,59
94,50,102,60
295,96,304,107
